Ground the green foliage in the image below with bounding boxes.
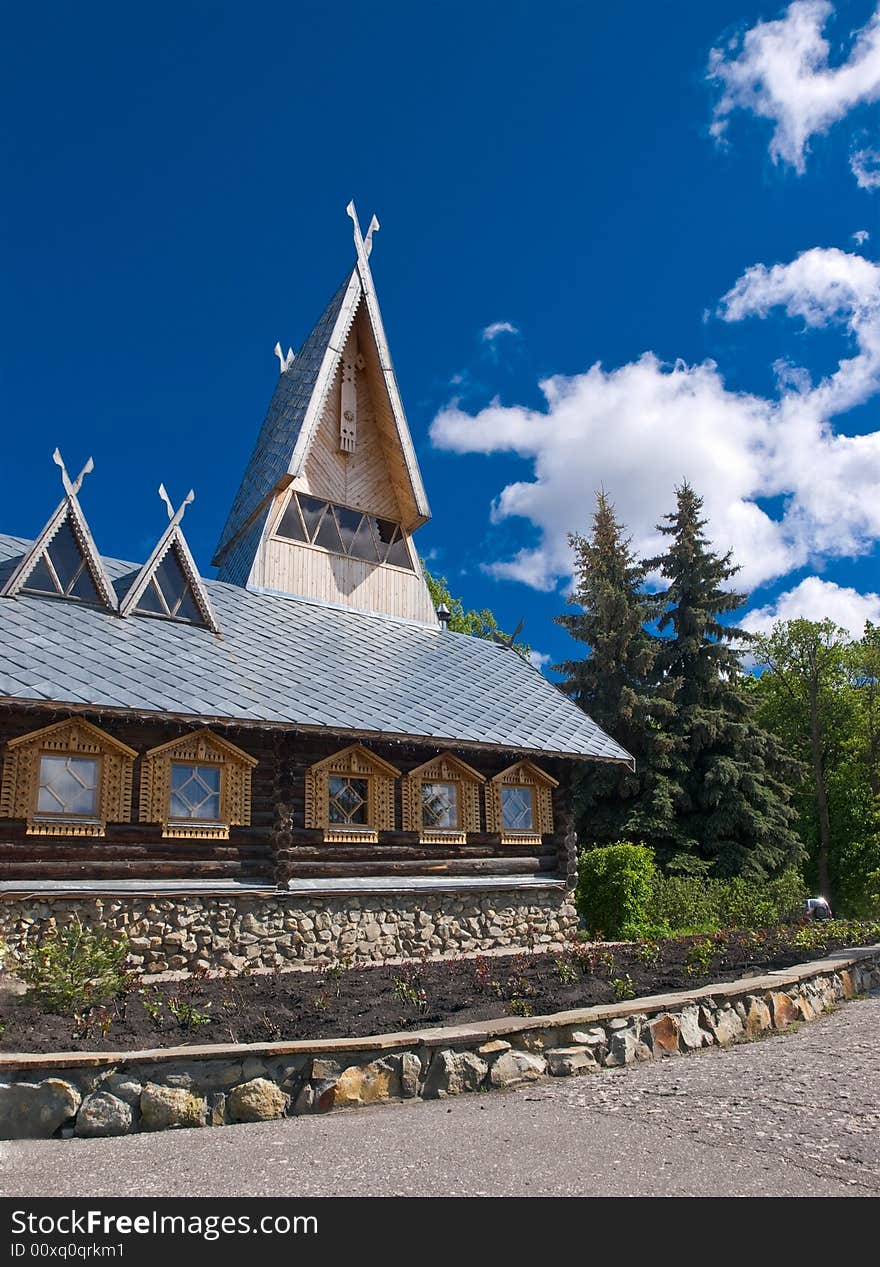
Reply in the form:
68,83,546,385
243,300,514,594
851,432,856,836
576,841,658,938
642,483,802,878
754,618,880,910
555,491,677,847
13,919,132,1015
611,975,636,1001
422,564,530,657
649,868,806,933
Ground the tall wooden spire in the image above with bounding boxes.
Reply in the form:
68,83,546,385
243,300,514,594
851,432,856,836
213,205,436,625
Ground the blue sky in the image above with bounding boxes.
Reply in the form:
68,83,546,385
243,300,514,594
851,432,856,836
2,1,879,672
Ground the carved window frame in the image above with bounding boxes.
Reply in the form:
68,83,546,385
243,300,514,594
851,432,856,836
402,752,484,845
0,718,136,837
305,744,399,844
485,760,558,845
139,729,257,840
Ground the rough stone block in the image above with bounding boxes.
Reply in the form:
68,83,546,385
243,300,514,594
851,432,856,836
227,1078,287,1122
489,1049,546,1087
545,1046,597,1077
140,1083,206,1131
0,1079,81,1140
75,1092,132,1138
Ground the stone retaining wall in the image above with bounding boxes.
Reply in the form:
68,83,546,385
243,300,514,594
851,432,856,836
1,946,878,1140
0,888,577,975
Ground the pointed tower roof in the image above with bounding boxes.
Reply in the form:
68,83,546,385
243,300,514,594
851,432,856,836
0,450,117,610
212,204,430,575
120,486,220,633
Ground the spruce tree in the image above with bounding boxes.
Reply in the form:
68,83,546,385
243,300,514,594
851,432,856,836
647,482,802,878
555,491,677,846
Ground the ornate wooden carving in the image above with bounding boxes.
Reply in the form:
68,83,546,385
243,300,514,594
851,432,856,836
402,751,484,844
0,718,136,837
305,743,399,844
139,729,257,840
485,760,558,845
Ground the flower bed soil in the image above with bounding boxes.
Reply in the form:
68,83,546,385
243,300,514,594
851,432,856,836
1,924,874,1055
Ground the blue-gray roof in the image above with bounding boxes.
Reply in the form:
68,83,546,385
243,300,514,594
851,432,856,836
212,277,351,571
0,533,632,763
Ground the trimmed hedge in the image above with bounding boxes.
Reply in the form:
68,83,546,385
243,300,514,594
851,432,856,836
576,841,807,938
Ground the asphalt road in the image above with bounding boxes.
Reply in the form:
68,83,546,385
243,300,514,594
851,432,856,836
2,992,879,1198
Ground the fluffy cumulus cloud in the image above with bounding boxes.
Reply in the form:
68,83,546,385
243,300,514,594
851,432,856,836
742,576,880,636
708,1,880,174
482,321,520,342
429,246,880,595
853,228,871,244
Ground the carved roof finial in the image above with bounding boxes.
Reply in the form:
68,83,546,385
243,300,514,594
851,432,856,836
346,201,380,260
273,342,295,374
158,483,195,527
52,448,94,499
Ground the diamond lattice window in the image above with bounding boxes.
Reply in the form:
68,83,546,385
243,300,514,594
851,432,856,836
421,781,459,829
328,776,369,825
169,763,222,821
500,785,535,832
36,755,100,819
276,494,413,570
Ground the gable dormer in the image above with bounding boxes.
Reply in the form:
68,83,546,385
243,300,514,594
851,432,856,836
1,450,117,611
120,485,219,633
212,204,437,625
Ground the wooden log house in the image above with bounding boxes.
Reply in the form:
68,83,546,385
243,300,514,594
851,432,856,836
0,206,632,965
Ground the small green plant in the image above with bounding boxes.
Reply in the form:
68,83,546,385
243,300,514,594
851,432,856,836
140,988,164,1022
685,937,716,977
166,995,212,1028
611,975,636,1001
634,940,660,968
554,958,579,986
13,919,133,1015
392,977,428,1013
507,997,534,1017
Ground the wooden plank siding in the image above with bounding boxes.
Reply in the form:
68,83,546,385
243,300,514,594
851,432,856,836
0,708,576,886
248,315,438,624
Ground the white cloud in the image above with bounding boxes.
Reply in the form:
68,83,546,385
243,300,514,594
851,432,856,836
709,1,880,173
853,228,871,244
429,246,880,596
527,649,552,671
481,321,519,342
851,145,880,187
742,576,880,636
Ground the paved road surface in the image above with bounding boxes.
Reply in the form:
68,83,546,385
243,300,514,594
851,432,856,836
2,993,878,1198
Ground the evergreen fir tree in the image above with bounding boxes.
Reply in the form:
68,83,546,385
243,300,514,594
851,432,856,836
646,482,802,877
555,491,677,847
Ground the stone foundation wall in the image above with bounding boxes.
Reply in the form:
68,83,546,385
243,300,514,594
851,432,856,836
1,947,877,1140
0,888,578,975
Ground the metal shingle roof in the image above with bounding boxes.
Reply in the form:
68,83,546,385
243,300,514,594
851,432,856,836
0,533,633,763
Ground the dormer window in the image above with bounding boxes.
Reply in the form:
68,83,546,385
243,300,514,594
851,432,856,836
119,486,220,633
1,451,118,612
275,493,414,571
131,545,204,624
23,520,102,604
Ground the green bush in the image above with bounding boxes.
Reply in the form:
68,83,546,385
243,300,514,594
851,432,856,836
576,842,658,938
648,868,806,934
13,918,132,1015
